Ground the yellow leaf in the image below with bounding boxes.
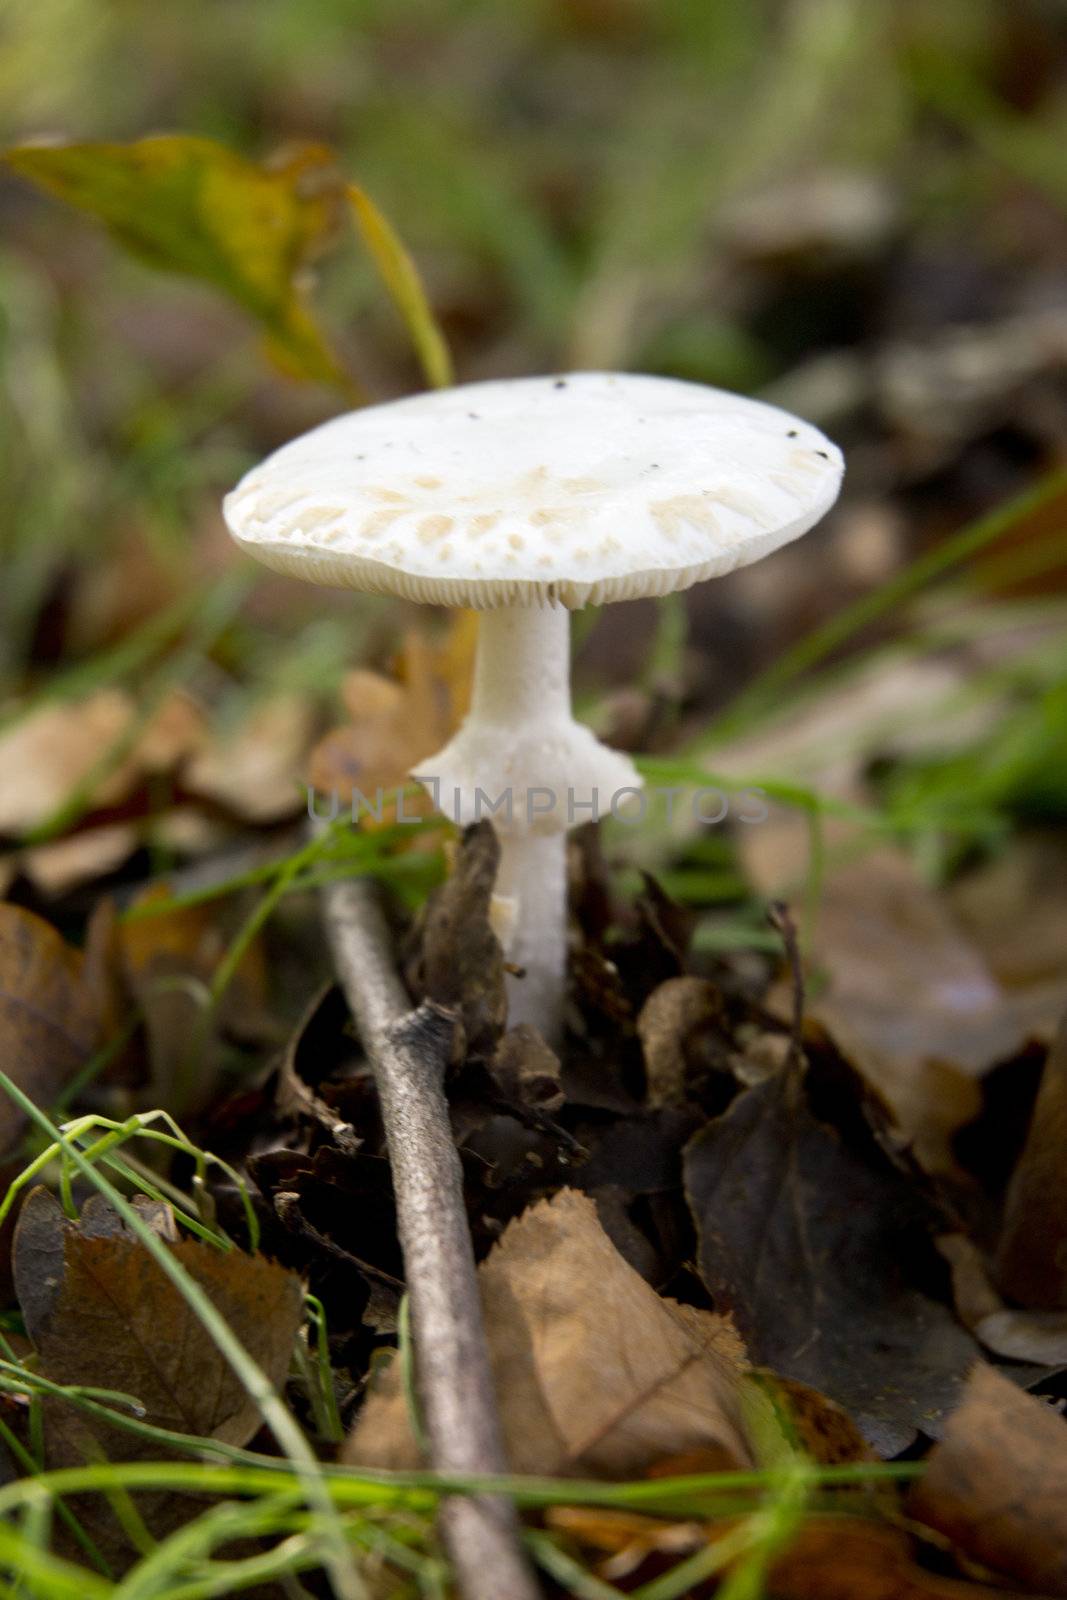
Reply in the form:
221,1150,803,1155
349,183,453,389
5,135,358,394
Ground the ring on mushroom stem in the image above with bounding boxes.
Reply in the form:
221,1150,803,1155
223,371,843,1043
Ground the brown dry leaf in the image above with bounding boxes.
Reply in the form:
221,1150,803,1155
909,1362,1067,1596
753,1371,875,1465
0,689,206,839
308,624,473,813
0,903,116,1157
994,1013,1067,1310
551,1508,1033,1598
0,692,133,836
491,1023,564,1113
346,1187,752,1476
413,821,505,1060
184,692,316,823
757,844,1001,1172
13,1186,303,1451
20,822,140,897
637,976,724,1107
940,1233,1067,1365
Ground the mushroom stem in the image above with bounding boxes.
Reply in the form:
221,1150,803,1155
468,601,571,726
419,598,640,1044
495,828,568,1038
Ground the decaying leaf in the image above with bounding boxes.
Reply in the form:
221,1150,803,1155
637,976,725,1107
909,1362,1067,1596
994,1012,1067,1310
5,136,353,390
410,821,505,1059
346,1187,752,1476
940,1232,1067,1366
491,1023,564,1113
13,1186,303,1453
684,1062,980,1454
0,903,117,1157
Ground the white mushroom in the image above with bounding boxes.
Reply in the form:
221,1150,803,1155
224,372,843,1041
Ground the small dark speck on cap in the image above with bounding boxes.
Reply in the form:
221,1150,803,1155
553,378,567,389
468,412,480,420
650,463,661,469
815,449,829,459
787,429,799,438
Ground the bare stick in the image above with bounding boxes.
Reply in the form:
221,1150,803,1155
322,874,540,1600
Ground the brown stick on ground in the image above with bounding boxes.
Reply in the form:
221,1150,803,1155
321,873,540,1600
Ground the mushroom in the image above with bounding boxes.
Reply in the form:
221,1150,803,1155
224,372,843,1040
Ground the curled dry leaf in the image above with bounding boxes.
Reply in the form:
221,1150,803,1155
346,1187,752,1477
637,975,725,1107
411,820,505,1059
909,1361,1067,1596
684,1063,980,1454
940,1232,1067,1366
994,1013,1067,1310
490,1023,564,1114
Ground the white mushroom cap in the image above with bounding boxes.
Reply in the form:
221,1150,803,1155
224,372,843,609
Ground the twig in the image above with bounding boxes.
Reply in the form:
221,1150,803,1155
321,873,540,1600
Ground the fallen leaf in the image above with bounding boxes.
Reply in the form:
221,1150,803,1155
13,1187,303,1450
939,1233,1067,1365
6,136,353,390
184,691,315,823
762,847,997,1173
20,822,140,896
11,1187,303,1568
0,689,205,839
909,1362,1067,1595
308,627,469,816
637,976,726,1107
0,904,115,1157
411,821,505,1060
491,1023,564,1114
684,1062,981,1454
346,1188,752,1476
994,1013,1067,1309
0,691,132,836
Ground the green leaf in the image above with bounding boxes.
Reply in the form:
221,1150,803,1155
349,182,453,389
5,135,358,394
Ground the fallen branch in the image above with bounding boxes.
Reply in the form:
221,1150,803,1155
321,873,540,1600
